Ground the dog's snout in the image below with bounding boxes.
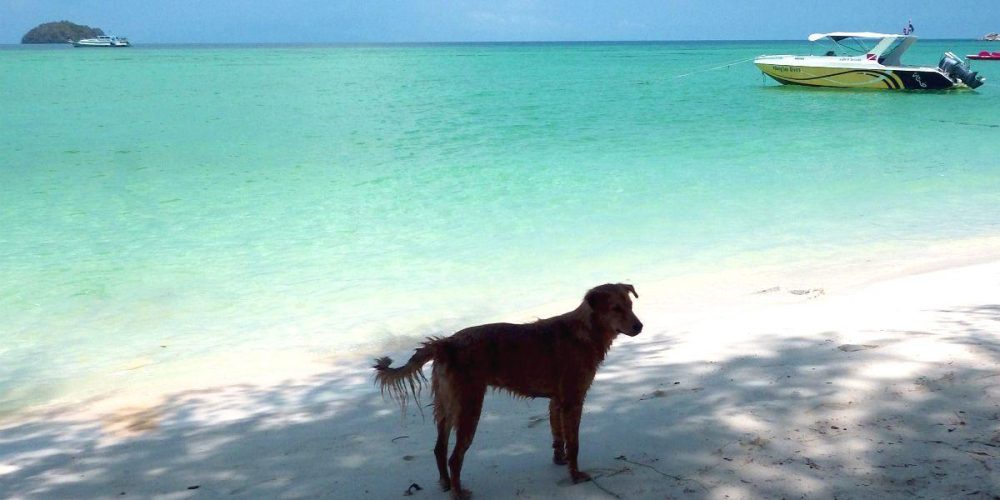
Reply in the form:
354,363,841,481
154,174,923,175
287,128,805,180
633,321,643,333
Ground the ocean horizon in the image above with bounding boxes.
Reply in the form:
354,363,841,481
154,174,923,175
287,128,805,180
3,38,991,48
2,40,999,416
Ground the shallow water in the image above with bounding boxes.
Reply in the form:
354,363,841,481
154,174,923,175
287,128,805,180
2,41,999,413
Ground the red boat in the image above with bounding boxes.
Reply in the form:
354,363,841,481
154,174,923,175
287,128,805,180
967,51,1000,60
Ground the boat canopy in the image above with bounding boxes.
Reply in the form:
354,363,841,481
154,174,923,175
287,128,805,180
808,32,906,42
805,32,916,65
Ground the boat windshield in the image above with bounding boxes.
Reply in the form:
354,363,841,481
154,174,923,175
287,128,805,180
878,38,910,65
827,37,876,55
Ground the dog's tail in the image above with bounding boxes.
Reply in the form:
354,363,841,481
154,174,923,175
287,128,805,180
373,338,441,414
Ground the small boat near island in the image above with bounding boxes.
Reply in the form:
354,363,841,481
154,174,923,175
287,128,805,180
755,32,985,90
71,35,131,47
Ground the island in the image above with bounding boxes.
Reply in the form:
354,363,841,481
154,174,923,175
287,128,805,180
21,20,103,44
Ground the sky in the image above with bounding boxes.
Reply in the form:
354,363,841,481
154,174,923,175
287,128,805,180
2,0,998,44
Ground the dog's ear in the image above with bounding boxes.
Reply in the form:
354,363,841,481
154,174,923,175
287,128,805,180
620,283,638,299
585,288,611,312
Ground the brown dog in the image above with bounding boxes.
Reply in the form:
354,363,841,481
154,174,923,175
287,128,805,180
373,283,642,498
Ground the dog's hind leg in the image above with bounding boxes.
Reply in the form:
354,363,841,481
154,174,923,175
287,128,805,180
435,416,452,490
434,402,452,490
548,398,567,465
448,383,485,499
432,365,453,491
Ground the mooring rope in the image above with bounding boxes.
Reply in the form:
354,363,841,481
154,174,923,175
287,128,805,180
673,56,757,79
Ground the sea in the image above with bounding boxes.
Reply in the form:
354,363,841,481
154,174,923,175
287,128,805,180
2,40,999,416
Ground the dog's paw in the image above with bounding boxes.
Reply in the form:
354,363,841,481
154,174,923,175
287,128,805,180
571,471,592,484
439,477,451,492
450,488,472,500
553,455,568,466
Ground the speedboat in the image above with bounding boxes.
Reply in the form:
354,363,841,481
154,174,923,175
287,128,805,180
968,51,1000,60
981,33,1000,42
755,32,984,90
72,35,131,47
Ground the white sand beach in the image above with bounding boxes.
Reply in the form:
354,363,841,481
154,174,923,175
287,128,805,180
2,241,999,499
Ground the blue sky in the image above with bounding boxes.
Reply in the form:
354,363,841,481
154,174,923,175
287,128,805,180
2,0,998,44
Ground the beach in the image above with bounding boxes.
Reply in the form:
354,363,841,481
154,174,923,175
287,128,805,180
2,238,998,499
1,41,999,498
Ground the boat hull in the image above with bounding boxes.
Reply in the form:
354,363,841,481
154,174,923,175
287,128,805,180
73,42,130,47
72,36,131,48
755,63,957,90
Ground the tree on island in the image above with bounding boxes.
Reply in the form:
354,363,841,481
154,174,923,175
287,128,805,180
22,21,104,44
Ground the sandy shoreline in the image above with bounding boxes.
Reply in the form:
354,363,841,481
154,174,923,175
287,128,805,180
6,235,1000,422
2,243,999,499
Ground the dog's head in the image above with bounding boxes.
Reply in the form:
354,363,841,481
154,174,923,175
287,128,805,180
585,283,643,336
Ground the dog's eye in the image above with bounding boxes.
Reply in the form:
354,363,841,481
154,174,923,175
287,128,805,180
612,305,624,312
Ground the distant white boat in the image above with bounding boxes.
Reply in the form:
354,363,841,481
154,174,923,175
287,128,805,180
982,33,1000,41
72,35,131,47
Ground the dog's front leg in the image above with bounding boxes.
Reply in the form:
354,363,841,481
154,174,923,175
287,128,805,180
561,402,590,483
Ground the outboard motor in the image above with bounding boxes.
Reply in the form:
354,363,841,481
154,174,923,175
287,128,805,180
939,52,985,89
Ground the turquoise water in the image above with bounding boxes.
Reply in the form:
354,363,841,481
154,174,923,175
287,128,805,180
2,41,999,413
